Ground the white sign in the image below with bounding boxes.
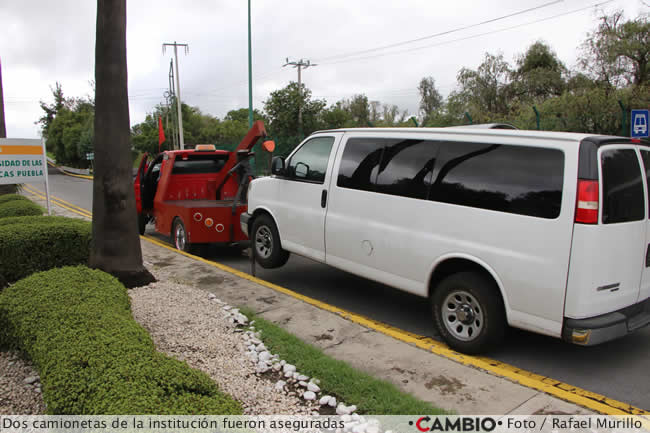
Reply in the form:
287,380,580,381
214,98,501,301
0,138,46,184
0,138,51,215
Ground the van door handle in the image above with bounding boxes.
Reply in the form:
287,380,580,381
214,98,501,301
646,244,650,267
321,190,327,208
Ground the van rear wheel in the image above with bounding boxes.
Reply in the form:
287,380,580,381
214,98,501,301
432,272,505,354
251,214,289,268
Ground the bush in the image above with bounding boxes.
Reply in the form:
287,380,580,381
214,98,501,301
0,200,44,219
0,215,87,227
0,266,242,414
0,220,91,282
0,194,29,205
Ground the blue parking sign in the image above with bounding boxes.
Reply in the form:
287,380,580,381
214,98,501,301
631,109,649,138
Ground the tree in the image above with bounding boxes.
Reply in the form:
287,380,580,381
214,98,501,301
511,41,566,101
37,82,67,140
90,0,153,287
579,11,650,87
418,76,443,124
342,94,370,126
263,82,326,138
452,53,512,121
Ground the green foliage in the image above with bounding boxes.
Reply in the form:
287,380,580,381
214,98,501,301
418,77,443,124
0,266,242,414
264,82,326,138
0,199,44,219
0,194,29,205
0,215,87,227
0,219,90,282
511,41,566,101
239,308,449,415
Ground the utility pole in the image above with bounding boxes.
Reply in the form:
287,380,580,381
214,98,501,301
167,60,178,150
163,41,188,149
283,58,316,137
0,57,6,138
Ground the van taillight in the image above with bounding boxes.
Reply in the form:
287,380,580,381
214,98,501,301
575,179,599,224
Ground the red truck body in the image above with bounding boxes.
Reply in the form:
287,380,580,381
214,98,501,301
134,121,267,251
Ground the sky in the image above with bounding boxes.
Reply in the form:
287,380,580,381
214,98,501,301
1,0,647,139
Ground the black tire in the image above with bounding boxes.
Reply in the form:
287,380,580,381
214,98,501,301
137,213,148,235
172,218,192,253
432,271,506,354
251,214,289,268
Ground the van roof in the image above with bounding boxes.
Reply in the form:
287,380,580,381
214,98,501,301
310,127,631,144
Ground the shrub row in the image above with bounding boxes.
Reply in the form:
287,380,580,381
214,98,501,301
0,199,44,219
0,219,92,282
0,266,242,414
0,215,88,227
0,194,29,205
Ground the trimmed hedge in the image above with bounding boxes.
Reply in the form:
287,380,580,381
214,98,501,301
0,215,87,227
0,220,92,282
0,266,242,414
0,199,44,219
0,194,29,205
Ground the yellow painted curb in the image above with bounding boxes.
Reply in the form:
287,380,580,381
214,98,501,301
21,185,650,419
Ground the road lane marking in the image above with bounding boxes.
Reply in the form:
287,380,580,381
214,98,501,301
21,185,650,418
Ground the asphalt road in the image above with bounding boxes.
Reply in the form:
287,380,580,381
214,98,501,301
42,167,650,411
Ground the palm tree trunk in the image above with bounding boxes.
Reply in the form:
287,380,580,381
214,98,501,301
90,0,154,287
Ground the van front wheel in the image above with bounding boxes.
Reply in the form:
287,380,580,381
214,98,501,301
432,272,505,354
251,214,289,269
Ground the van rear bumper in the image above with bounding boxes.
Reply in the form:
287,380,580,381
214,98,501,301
562,298,650,346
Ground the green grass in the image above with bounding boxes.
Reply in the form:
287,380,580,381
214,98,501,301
239,307,449,415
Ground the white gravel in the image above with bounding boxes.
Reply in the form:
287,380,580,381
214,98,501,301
129,279,322,415
0,351,45,414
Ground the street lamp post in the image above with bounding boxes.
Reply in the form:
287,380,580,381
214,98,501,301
248,0,253,129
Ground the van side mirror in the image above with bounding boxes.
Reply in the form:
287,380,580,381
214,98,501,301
271,156,285,175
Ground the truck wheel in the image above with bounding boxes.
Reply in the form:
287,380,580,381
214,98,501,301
432,271,505,354
172,218,192,253
137,213,147,235
251,214,289,268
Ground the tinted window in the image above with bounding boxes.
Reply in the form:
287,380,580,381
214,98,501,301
287,136,334,183
375,140,437,199
601,149,644,224
172,155,227,174
429,142,564,218
337,138,385,192
640,150,650,218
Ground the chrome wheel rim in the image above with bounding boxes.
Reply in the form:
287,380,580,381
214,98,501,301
175,224,186,251
442,290,484,342
255,225,273,259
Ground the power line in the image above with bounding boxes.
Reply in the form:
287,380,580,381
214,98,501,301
312,0,563,63
318,0,614,66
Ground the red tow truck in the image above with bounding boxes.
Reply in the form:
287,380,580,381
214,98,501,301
134,120,273,252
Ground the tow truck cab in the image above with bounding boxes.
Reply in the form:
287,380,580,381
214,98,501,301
134,120,270,252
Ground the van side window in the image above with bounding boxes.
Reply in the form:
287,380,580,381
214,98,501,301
601,149,645,224
640,150,650,218
375,139,437,199
337,138,385,192
429,143,564,219
286,136,335,183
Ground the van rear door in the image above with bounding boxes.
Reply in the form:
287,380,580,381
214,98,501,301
637,148,650,303
566,144,646,318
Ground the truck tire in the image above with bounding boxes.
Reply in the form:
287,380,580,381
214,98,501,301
172,218,193,253
251,214,289,268
432,271,505,354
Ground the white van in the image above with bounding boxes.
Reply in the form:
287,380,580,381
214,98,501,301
241,128,650,353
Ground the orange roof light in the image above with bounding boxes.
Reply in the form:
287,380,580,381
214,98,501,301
195,144,216,152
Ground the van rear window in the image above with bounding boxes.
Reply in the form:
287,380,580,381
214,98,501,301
601,149,644,224
172,155,227,175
